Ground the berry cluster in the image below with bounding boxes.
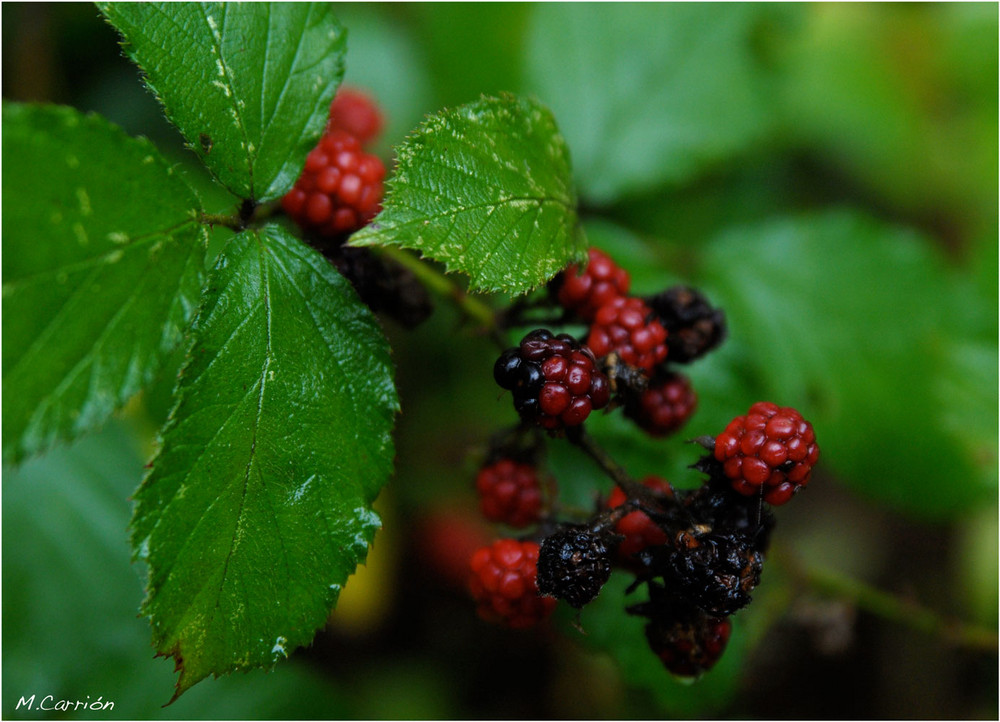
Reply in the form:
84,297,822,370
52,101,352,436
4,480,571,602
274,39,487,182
467,245,819,678
549,248,725,439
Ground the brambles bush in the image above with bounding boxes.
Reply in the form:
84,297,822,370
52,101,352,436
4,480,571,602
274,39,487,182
3,3,996,718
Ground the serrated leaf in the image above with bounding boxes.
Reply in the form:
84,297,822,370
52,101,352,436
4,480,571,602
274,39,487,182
523,3,778,202
97,2,346,202
2,102,206,464
698,210,996,520
351,93,585,295
133,224,397,700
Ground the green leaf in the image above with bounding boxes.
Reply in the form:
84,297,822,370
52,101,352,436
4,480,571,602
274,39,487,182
523,3,778,203
698,210,996,520
97,2,346,202
133,224,398,700
2,102,206,464
351,93,585,295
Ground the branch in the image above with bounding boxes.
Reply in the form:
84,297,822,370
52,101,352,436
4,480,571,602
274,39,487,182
775,548,998,652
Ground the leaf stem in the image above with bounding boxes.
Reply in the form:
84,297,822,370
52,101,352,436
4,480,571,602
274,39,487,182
368,245,508,348
775,548,998,652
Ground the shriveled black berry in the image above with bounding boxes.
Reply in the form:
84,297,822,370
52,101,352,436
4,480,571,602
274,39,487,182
536,528,612,608
641,531,762,616
646,285,726,363
682,481,775,554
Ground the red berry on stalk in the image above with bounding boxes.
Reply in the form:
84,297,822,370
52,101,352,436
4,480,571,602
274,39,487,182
475,459,543,528
328,87,384,146
587,296,668,373
607,476,673,564
554,248,631,321
713,401,819,505
468,539,556,628
282,129,385,237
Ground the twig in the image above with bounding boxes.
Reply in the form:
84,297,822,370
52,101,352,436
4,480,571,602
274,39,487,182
775,547,998,652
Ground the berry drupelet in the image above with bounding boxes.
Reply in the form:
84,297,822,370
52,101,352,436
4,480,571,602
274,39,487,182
327,86,384,146
475,458,543,528
553,247,631,321
494,329,611,430
587,296,668,374
468,539,556,628
714,401,820,505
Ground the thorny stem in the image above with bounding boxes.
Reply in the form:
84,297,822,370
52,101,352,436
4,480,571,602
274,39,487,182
775,547,998,652
371,245,508,348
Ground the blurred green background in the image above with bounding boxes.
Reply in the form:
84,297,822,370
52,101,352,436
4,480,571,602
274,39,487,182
3,2,997,718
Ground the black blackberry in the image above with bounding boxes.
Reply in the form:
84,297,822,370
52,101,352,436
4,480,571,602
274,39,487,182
640,531,763,616
536,527,612,608
646,285,726,363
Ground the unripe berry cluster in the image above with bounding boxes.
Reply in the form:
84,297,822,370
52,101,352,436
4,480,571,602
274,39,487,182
282,87,386,238
467,245,819,678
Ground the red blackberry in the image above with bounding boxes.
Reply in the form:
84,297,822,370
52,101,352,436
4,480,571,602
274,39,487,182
475,459,543,528
587,296,668,373
468,539,556,628
624,371,697,437
282,129,385,237
646,285,727,363
536,527,613,608
553,247,631,321
606,476,672,565
713,402,820,505
328,86,384,146
493,329,610,430
645,610,732,678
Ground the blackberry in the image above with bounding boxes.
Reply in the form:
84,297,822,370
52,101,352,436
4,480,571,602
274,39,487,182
587,296,668,373
644,608,732,678
553,247,631,321
714,401,820,505
468,539,556,628
328,86,384,146
646,285,727,363
628,582,732,678
493,330,610,430
475,458,543,528
642,531,763,616
536,527,612,608
682,480,776,555
282,128,385,237
624,370,697,437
